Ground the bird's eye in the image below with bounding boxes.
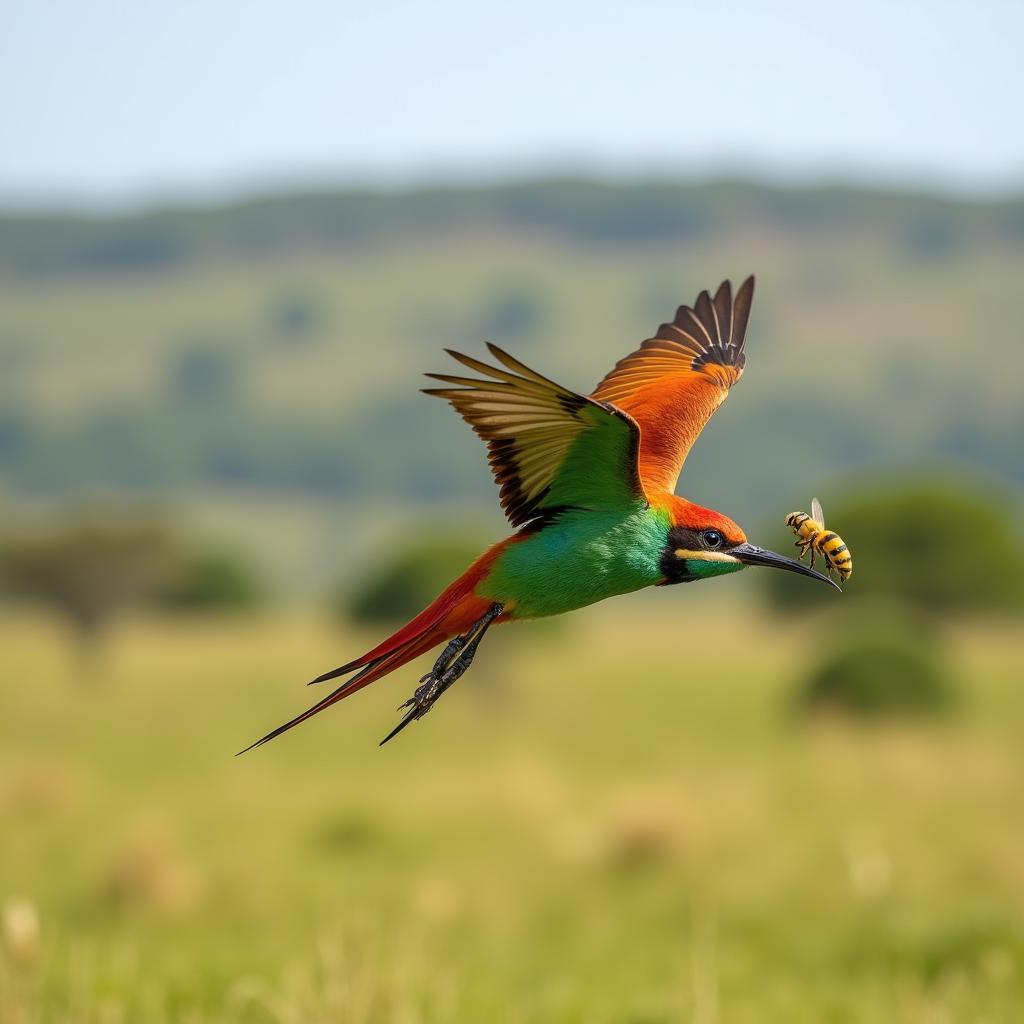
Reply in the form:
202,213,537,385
702,529,724,549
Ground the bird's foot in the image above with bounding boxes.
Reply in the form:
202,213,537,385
395,656,466,722
380,602,503,746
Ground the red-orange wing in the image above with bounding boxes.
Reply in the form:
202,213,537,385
592,277,754,495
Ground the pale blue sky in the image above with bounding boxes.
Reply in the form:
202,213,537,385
3,0,1022,208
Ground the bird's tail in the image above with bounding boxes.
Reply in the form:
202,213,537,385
238,538,514,753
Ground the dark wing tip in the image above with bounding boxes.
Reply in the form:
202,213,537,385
671,275,756,373
731,275,756,354
638,276,759,376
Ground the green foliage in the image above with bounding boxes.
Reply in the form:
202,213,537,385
156,549,266,613
165,344,238,408
1,183,1023,596
478,283,547,341
268,291,324,343
3,181,1019,277
311,812,384,855
1,185,1023,516
795,604,956,718
762,479,1024,614
341,535,486,625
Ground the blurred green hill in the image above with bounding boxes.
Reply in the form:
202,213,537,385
1,179,1021,591
4,180,1023,276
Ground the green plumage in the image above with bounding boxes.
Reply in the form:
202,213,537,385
540,403,640,514
479,503,669,618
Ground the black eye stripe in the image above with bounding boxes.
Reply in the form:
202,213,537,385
667,526,733,552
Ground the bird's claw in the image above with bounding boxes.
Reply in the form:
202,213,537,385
397,678,440,716
380,672,451,745
379,602,503,746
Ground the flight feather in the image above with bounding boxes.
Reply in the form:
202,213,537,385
426,344,644,526
592,276,754,494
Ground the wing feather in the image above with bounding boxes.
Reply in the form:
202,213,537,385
592,276,755,494
428,345,644,527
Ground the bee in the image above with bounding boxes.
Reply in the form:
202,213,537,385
785,497,852,582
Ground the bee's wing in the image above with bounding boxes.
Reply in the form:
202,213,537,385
811,496,825,527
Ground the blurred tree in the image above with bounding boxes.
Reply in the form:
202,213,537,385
479,284,547,342
165,344,237,409
0,518,184,670
3,181,1020,275
761,480,1024,614
69,225,187,274
156,549,266,613
339,535,487,625
268,291,325,344
900,215,964,261
0,411,29,464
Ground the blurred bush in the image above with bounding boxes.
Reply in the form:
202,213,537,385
267,290,325,345
339,535,487,625
311,812,383,856
794,604,956,718
165,343,238,409
479,283,547,342
155,549,266,613
762,478,1024,721
762,479,1024,614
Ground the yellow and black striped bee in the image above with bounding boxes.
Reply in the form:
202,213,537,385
785,497,852,582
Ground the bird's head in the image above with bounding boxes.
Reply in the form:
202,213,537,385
660,498,840,590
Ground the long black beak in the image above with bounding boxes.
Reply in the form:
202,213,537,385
731,542,842,591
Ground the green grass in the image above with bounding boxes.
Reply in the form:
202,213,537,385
2,599,1023,1021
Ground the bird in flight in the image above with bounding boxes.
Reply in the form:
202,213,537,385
242,276,837,751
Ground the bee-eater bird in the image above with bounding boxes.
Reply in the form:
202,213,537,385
242,276,837,752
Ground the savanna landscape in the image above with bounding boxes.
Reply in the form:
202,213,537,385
3,601,1023,1021
2,181,1023,1021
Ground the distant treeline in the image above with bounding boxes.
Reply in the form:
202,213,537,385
1,388,1018,521
3,179,1024,277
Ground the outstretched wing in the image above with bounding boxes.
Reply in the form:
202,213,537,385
426,344,644,527
811,497,825,527
592,277,754,495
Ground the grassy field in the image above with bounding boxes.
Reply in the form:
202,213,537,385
2,598,1023,1022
